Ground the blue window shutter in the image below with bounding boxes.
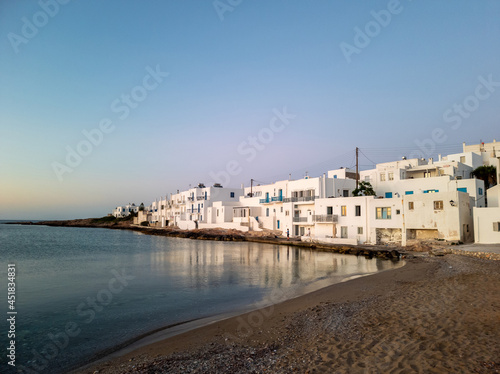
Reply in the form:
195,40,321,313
405,191,414,195
457,187,467,193
385,192,393,198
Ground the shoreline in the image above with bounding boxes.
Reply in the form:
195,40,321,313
4,219,402,260
6,220,499,372
73,263,403,374
76,254,499,373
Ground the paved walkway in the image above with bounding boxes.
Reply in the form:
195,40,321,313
449,243,500,254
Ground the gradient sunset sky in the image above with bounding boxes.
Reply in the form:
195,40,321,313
1,0,499,220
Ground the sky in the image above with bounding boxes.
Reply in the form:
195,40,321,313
1,0,499,220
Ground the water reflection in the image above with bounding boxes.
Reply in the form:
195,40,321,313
147,238,401,292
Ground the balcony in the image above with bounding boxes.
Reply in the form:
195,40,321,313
283,196,318,203
186,209,201,214
259,196,283,204
187,197,194,201
313,214,338,223
196,196,205,201
292,217,308,223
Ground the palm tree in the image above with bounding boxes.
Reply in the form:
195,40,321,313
472,165,497,189
353,181,376,196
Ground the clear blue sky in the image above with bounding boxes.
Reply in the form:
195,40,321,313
1,0,499,219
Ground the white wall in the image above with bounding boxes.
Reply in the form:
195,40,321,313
474,207,500,244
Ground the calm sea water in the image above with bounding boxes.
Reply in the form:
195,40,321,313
0,224,402,373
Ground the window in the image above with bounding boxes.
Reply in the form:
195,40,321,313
230,192,235,198
357,227,363,235
355,205,361,216
217,209,219,217
281,207,283,213
341,206,347,216
434,201,444,210
266,208,269,217
341,226,348,238
333,175,337,179
405,191,413,195
277,220,280,229
396,209,400,215
285,211,289,216
424,172,431,178
424,189,439,193
376,207,391,219
493,222,500,232
479,188,483,195
385,192,393,198
343,189,349,197
364,176,370,182
460,156,466,163
327,206,333,215
457,187,467,193
388,172,394,181
380,173,386,181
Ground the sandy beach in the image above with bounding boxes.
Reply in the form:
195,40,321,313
75,252,499,374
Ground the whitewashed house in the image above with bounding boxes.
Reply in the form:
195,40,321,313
473,185,500,244
112,203,139,218
360,155,486,207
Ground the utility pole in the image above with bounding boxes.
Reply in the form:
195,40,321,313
250,179,253,197
356,147,359,189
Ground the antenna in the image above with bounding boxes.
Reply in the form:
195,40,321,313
356,147,359,189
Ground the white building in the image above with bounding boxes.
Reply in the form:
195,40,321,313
131,140,498,245
147,183,244,230
360,154,486,207
112,203,140,218
474,185,500,244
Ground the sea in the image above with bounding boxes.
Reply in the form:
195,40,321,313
0,222,402,373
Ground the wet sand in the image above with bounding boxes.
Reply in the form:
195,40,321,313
77,253,499,373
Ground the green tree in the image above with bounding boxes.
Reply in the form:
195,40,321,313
352,181,376,197
472,165,497,190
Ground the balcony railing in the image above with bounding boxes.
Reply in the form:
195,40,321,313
259,196,283,204
186,209,201,214
292,217,308,223
283,196,318,203
196,196,205,200
313,214,338,223
187,197,194,201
